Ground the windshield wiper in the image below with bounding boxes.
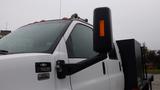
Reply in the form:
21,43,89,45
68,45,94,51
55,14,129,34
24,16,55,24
0,50,8,55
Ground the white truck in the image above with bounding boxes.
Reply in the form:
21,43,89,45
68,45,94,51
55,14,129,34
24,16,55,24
0,7,153,90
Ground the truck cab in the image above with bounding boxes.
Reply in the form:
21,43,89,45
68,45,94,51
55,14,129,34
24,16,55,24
0,7,153,90
0,8,124,90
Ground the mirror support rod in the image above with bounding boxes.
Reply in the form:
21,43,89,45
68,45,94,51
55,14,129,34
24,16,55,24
56,53,107,79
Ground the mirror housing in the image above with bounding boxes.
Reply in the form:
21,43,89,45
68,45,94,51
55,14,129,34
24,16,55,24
93,7,113,53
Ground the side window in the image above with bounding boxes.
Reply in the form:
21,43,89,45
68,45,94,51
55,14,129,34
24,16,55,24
109,45,118,60
66,24,98,58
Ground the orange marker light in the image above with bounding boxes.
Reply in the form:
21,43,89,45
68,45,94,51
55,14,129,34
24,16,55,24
99,20,105,37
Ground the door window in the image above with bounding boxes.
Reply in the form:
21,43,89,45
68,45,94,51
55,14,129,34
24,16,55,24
66,24,98,58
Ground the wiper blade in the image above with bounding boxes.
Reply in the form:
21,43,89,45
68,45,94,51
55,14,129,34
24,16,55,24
0,50,8,55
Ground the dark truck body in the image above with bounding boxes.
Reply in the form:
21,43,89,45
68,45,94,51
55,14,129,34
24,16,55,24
117,39,153,90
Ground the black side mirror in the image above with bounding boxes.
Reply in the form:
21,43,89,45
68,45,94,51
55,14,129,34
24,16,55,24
93,7,113,53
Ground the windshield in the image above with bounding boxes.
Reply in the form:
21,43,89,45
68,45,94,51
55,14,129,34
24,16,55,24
0,20,71,54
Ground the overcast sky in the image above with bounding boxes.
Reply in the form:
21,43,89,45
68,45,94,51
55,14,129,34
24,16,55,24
0,0,160,50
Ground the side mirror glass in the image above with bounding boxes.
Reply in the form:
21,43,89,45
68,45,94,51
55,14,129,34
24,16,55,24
93,7,113,53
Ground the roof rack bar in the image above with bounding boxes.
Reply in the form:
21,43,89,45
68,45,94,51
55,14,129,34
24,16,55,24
70,13,88,22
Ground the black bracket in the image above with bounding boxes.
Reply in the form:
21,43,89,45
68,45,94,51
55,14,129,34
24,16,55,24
56,53,107,79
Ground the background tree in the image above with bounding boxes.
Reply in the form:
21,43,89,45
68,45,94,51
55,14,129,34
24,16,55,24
141,43,160,69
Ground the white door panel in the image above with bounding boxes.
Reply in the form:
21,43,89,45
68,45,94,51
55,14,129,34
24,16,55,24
106,59,124,90
70,59,110,90
65,22,111,90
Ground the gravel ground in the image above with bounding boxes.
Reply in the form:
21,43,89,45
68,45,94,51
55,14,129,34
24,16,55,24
152,74,160,90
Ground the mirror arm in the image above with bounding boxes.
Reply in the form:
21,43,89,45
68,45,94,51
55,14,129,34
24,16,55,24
56,53,107,79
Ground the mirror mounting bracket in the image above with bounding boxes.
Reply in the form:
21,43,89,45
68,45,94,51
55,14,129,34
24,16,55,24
56,53,107,79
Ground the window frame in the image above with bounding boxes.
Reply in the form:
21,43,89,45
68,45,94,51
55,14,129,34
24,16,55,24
109,44,118,60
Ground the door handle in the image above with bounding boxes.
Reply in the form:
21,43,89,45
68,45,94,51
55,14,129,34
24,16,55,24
119,62,122,71
102,62,106,75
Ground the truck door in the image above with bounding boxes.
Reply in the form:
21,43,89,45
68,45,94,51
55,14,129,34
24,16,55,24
65,23,110,90
106,44,124,90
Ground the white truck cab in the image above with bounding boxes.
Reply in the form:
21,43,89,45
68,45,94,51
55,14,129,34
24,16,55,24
0,7,153,90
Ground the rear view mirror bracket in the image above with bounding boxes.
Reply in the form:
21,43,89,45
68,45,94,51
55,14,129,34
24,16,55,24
56,53,107,79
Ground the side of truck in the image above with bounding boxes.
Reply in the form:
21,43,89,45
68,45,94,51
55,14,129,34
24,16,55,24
117,39,153,90
0,7,153,90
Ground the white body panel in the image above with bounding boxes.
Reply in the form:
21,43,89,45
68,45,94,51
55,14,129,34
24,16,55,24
0,53,56,90
69,59,110,90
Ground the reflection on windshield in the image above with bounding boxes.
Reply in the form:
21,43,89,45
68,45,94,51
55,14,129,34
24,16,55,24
0,20,71,54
